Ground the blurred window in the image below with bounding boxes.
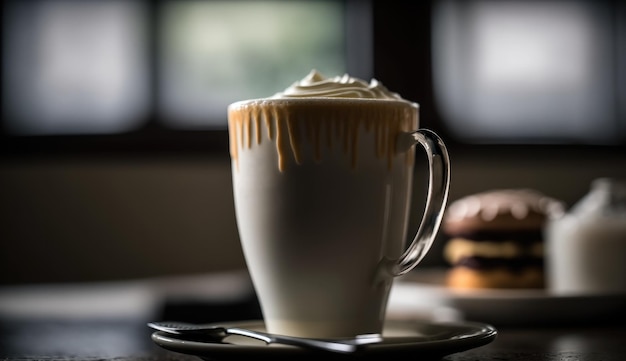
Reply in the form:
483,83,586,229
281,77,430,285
159,0,348,129
2,0,149,135
1,0,366,135
432,0,625,145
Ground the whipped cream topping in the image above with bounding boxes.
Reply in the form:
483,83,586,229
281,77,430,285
229,70,417,172
273,70,404,100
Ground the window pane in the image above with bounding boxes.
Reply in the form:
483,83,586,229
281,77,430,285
159,0,348,129
433,0,621,144
2,0,149,135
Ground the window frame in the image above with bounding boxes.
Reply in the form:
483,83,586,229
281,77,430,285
1,0,625,160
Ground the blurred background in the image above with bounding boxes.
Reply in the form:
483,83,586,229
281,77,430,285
1,0,625,285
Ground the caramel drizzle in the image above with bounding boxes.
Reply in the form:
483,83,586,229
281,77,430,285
229,103,416,172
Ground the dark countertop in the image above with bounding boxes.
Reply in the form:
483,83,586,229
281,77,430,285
448,325,626,361
1,272,624,360
2,317,624,360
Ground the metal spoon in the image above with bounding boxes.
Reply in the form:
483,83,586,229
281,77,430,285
147,321,383,354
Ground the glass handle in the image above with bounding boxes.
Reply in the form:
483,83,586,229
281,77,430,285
391,129,451,276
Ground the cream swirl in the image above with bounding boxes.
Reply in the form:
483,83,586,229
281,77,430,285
273,70,403,100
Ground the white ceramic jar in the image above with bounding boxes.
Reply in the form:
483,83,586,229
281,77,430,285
546,178,626,294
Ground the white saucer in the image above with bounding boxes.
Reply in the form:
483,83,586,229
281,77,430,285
388,269,626,326
151,320,496,360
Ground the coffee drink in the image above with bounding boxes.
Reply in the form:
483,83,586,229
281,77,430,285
228,70,450,338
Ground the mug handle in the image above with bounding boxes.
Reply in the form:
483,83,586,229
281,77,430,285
387,129,451,277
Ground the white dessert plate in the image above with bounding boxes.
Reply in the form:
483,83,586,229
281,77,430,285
388,269,626,326
151,319,496,360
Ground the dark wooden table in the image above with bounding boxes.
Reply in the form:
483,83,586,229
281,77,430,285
1,316,624,360
1,272,624,360
448,325,626,361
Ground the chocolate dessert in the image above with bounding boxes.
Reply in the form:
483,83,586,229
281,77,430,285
442,189,564,289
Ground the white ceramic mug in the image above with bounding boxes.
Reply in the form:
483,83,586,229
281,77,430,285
228,73,450,339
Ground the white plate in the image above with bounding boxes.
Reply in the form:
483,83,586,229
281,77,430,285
388,269,626,326
151,320,496,360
